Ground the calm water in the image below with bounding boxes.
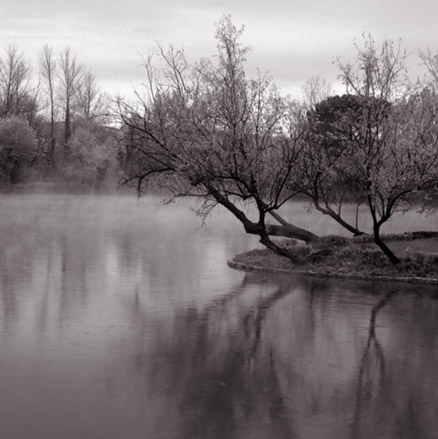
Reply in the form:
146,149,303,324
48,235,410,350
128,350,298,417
0,193,437,439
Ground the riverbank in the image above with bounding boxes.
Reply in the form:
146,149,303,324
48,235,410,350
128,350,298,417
228,235,438,284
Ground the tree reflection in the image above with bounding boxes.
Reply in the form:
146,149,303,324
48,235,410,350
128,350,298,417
120,273,300,439
2,195,438,439
176,276,296,439
350,288,397,439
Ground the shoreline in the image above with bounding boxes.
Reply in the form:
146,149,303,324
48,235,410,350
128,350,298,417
227,259,438,284
227,241,438,285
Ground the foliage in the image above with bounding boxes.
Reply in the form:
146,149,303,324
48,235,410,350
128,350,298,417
61,122,119,190
0,115,36,183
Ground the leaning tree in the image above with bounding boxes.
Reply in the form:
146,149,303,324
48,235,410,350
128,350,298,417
118,16,318,264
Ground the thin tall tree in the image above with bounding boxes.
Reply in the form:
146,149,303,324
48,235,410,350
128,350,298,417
58,47,82,157
40,45,57,170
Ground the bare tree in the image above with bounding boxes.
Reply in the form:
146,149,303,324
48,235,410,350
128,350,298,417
420,49,438,86
119,16,317,264
40,45,57,170
333,37,438,263
0,44,38,124
301,75,333,108
77,68,109,122
337,35,408,100
58,47,83,156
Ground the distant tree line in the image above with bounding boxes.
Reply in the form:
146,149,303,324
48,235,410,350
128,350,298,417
0,44,121,190
118,16,438,263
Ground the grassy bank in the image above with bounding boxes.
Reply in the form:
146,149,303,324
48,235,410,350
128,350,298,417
229,235,438,283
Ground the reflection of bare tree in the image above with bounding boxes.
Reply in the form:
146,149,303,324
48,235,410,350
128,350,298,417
36,246,52,334
176,276,296,439
0,235,29,334
243,287,291,359
116,269,438,439
0,273,18,334
350,288,398,439
122,273,300,439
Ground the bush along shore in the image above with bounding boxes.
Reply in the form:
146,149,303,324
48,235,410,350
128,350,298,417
228,233,438,284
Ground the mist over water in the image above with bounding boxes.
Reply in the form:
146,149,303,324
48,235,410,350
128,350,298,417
0,193,437,439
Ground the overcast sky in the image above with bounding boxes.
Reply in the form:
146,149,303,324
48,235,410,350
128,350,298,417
1,0,437,99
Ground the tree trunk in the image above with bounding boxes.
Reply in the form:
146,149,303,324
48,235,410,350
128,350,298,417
264,223,317,243
314,199,364,236
373,223,400,264
64,101,71,159
267,210,318,242
48,137,56,171
49,91,56,170
259,233,305,265
257,209,306,264
206,184,319,244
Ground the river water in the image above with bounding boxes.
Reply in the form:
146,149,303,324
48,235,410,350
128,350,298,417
0,193,437,439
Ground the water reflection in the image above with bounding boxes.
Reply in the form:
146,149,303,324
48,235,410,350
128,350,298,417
349,286,438,439
350,289,397,439
0,194,437,439
118,273,438,439
173,277,297,439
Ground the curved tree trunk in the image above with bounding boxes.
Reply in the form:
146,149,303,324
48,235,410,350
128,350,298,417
373,223,400,264
206,184,318,245
257,216,306,264
267,210,318,243
313,199,365,236
258,234,305,265
204,184,316,265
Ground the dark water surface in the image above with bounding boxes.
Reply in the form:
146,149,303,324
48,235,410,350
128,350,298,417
0,194,437,439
